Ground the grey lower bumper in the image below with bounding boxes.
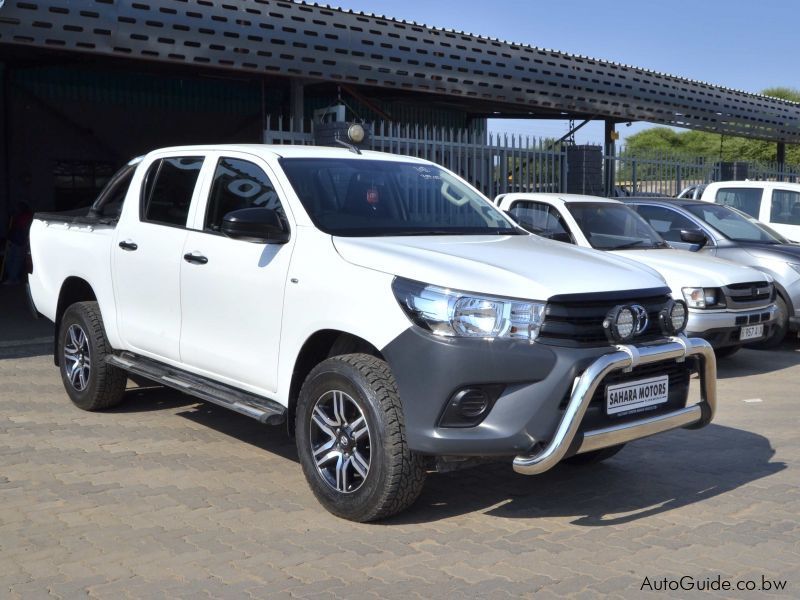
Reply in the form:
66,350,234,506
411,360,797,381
512,335,716,475
686,303,777,334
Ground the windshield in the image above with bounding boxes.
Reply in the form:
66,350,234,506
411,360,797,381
685,203,787,244
567,202,667,250
279,158,520,236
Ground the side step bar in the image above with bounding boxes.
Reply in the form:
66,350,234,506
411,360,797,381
107,352,286,425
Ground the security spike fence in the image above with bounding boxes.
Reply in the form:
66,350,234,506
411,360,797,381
264,117,800,199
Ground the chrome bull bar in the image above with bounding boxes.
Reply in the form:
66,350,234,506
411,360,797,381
512,335,716,475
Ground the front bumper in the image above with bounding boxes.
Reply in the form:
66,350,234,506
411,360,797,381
382,327,716,459
686,304,778,347
513,335,716,475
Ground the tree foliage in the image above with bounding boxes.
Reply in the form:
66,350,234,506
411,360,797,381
622,88,800,166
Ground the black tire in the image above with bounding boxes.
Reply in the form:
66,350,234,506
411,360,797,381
714,345,741,359
295,353,426,522
58,301,127,411
747,296,788,349
564,444,625,466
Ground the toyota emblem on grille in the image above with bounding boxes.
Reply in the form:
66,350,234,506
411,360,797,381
630,304,649,335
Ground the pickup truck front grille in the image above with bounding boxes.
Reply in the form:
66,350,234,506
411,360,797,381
539,289,673,347
723,281,773,308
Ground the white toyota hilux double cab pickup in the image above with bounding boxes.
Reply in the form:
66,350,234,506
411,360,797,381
28,145,716,521
495,194,779,357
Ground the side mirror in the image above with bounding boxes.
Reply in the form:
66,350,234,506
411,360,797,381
221,207,290,244
680,228,708,250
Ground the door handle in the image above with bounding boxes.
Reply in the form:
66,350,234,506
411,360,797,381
118,240,138,251
183,252,208,265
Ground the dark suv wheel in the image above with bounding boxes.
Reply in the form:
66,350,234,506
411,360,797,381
295,354,426,522
58,301,127,411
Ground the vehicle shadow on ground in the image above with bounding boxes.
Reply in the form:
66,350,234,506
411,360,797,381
389,424,783,526
117,388,784,527
716,340,799,379
109,385,199,413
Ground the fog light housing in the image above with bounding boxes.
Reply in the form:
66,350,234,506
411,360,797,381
603,305,638,343
438,384,505,428
659,299,688,335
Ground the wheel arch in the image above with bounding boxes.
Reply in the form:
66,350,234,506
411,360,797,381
53,277,98,365
287,330,384,436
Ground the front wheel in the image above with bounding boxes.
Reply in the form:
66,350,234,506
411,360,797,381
295,354,426,522
748,296,788,349
58,301,127,411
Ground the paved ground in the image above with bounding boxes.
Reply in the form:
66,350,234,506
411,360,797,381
1,328,798,598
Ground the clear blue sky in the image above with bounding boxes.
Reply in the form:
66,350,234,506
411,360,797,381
331,0,794,144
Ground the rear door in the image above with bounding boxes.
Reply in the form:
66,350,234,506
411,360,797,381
113,154,206,361
178,153,295,394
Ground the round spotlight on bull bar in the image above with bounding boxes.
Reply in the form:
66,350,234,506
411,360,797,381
659,299,688,335
603,305,637,343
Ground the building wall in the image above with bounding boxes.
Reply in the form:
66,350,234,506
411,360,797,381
0,62,268,235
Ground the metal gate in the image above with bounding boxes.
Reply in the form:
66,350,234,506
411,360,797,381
263,117,567,199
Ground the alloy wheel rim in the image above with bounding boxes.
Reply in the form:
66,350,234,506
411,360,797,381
63,324,91,391
309,389,371,494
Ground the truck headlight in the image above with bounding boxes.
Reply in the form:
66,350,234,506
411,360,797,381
789,263,800,276
392,277,545,341
682,287,725,308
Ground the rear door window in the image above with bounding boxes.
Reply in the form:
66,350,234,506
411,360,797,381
141,157,204,227
770,189,800,225
714,187,762,218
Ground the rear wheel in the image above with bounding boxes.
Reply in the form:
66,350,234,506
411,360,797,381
58,302,127,411
295,354,426,522
564,444,625,466
748,296,788,349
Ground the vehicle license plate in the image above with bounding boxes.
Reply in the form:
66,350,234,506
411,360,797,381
606,375,669,416
740,324,764,341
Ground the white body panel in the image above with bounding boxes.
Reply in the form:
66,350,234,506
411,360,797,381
699,181,800,243
333,233,666,300
28,221,123,348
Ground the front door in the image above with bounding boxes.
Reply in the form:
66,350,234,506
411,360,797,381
113,155,206,361
179,154,294,394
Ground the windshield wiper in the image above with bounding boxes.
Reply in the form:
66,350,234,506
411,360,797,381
605,239,651,250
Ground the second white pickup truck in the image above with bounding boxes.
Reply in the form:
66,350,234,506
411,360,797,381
496,193,778,356
28,145,716,521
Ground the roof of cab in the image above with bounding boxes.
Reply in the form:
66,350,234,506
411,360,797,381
145,144,430,163
497,192,622,206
